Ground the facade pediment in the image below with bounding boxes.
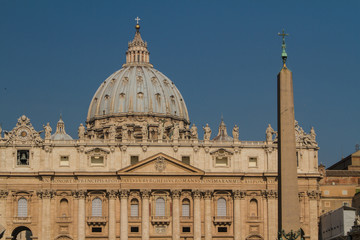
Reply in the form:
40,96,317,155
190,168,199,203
118,153,204,175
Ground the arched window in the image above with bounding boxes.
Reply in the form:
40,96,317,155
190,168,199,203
60,198,69,217
182,198,190,217
249,199,258,217
131,199,139,217
217,198,226,217
155,197,165,216
92,198,102,217
18,198,28,217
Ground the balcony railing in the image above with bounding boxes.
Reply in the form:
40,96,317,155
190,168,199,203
86,216,107,226
213,216,232,225
56,216,72,223
13,217,31,224
151,216,170,225
180,216,193,222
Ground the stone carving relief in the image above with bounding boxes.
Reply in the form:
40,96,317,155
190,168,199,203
155,156,167,172
233,190,246,199
37,189,55,199
4,115,43,146
295,121,318,147
0,190,9,199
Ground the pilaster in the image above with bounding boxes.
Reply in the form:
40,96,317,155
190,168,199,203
204,190,213,240
193,189,202,240
120,189,129,240
172,190,181,240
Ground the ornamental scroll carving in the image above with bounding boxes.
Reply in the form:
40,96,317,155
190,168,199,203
263,190,277,199
4,115,43,146
307,190,321,200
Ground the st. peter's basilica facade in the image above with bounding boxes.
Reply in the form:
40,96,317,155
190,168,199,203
0,22,321,240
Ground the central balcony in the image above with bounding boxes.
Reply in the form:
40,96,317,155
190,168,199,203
213,216,232,225
56,216,72,223
151,216,170,225
13,217,32,224
86,216,107,226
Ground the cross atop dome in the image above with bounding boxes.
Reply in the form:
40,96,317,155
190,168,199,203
278,29,289,67
123,17,152,67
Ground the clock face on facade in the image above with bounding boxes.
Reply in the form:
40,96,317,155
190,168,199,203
17,128,30,141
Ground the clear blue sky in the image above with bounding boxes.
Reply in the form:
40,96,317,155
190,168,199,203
0,1,359,167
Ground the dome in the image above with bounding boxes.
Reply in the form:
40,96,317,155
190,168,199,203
51,116,73,141
87,23,189,126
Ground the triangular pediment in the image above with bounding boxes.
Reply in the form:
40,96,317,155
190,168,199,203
117,153,204,176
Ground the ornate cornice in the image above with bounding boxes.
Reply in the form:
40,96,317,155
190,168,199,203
262,190,277,199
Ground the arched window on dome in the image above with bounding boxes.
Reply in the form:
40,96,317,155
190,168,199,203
155,197,165,217
130,198,139,217
137,92,144,112
170,95,177,116
217,198,226,217
182,198,190,217
18,198,28,217
119,93,126,112
249,199,258,217
103,95,110,115
155,93,161,112
92,198,102,217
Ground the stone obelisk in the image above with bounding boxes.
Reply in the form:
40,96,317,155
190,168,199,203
277,30,301,239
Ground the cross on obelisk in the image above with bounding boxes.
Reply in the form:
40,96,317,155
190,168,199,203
277,29,303,240
135,16,141,24
278,29,289,66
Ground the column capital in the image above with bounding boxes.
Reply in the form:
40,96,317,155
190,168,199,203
140,189,151,199
107,190,118,199
119,189,129,199
307,190,321,200
73,189,87,199
192,189,202,199
233,190,246,199
37,189,55,199
0,190,9,199
261,190,277,199
171,189,181,199
203,190,213,199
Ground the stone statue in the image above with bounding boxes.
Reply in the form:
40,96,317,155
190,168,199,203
310,127,316,142
172,124,179,140
190,124,198,139
78,123,85,139
43,122,52,140
266,124,275,142
184,125,190,140
142,124,148,140
109,125,116,140
122,125,128,141
355,215,360,226
158,124,164,141
232,125,239,140
203,124,211,141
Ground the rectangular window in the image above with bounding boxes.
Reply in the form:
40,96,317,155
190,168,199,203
249,157,257,168
182,203,190,217
60,156,69,167
131,226,139,232
324,190,330,195
92,227,102,232
131,156,139,165
325,201,330,207
342,190,348,195
91,156,104,166
17,150,29,166
182,156,190,165
216,157,228,167
131,204,139,217
343,202,350,207
182,227,191,232
218,227,228,232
